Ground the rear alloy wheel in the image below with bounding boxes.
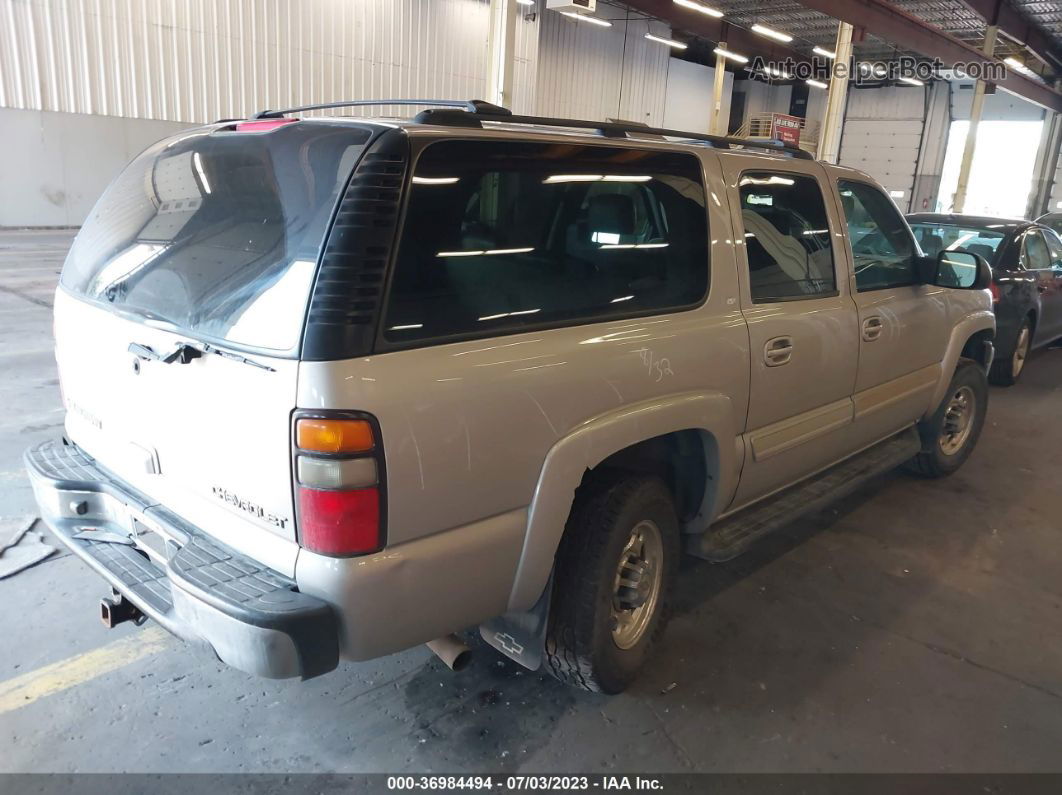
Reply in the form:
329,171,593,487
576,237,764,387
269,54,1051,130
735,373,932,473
990,319,1031,386
545,475,679,694
908,359,988,478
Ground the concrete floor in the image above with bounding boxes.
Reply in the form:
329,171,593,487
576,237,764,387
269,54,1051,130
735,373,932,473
2,229,1062,773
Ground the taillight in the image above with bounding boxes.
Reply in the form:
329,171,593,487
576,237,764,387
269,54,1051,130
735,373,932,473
989,281,1001,304
293,413,385,557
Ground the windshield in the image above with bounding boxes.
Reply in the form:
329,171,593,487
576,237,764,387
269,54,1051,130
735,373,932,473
61,122,371,352
909,223,1007,265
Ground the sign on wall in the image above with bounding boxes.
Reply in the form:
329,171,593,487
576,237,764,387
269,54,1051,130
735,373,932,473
770,114,802,147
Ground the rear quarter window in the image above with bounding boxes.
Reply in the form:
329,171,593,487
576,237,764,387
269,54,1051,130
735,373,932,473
381,140,709,345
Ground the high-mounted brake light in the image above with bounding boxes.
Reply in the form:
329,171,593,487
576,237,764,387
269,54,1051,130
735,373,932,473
293,412,385,557
234,119,298,132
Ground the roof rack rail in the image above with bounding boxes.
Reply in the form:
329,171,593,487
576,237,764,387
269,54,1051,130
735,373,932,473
248,97,812,160
412,104,814,160
252,98,511,120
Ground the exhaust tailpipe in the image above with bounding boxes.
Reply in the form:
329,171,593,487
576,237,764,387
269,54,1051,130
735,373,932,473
100,593,145,628
426,634,472,671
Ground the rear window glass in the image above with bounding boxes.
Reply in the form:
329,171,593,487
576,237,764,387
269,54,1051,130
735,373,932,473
61,123,371,351
909,223,1007,264
382,140,708,344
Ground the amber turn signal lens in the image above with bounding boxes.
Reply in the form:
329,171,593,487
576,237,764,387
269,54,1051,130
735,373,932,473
296,418,374,454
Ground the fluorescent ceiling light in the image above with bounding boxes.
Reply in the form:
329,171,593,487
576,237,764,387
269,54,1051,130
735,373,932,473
813,46,835,59
516,0,534,5
437,247,534,257
751,24,793,43
889,190,906,199
479,308,541,321
544,174,652,184
714,47,748,64
740,175,795,186
1004,56,1035,76
899,76,924,86
559,10,612,27
762,66,792,79
645,33,687,50
412,176,459,185
192,152,211,194
806,78,828,89
673,0,723,18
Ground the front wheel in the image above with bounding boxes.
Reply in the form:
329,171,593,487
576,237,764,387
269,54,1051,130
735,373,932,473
545,475,679,694
907,358,988,478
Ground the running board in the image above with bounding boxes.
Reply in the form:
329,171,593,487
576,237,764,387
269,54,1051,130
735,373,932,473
689,427,921,563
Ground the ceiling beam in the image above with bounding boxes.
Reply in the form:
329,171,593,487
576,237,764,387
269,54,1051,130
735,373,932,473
958,0,1062,69
791,0,1062,112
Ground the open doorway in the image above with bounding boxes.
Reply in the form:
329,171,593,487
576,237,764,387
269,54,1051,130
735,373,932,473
936,119,1043,217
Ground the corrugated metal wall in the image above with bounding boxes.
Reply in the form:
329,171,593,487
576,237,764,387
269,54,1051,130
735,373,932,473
839,86,928,211
0,0,540,122
534,1,670,125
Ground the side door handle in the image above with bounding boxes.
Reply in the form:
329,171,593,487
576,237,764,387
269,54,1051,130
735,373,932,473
764,336,794,367
862,316,884,342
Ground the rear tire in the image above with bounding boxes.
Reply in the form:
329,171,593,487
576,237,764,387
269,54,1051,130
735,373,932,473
907,358,987,478
989,317,1031,386
544,475,679,694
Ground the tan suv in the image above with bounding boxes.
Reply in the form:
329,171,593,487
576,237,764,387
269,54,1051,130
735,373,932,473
25,100,995,694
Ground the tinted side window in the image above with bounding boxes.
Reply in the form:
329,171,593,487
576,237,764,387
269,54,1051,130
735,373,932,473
1023,231,1051,270
737,172,835,302
382,141,708,344
837,180,916,291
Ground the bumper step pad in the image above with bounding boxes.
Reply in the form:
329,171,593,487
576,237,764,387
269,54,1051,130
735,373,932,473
25,439,338,679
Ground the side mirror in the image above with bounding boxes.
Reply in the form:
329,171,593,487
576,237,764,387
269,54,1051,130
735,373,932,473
932,250,992,290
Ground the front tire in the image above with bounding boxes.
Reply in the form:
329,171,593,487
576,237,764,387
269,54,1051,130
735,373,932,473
907,358,988,478
545,475,679,694
990,318,1031,386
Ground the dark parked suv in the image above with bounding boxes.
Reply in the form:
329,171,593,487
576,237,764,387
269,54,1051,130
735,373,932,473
909,213,1062,385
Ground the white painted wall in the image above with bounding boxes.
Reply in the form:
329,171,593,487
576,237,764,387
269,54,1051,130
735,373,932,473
662,58,731,134
534,3,670,125
0,107,193,227
0,0,540,121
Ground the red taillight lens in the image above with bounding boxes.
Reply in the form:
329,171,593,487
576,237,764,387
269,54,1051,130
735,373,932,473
297,486,381,556
989,281,1001,303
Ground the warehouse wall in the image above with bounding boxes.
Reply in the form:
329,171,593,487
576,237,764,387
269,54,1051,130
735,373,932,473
0,0,540,121
662,58,731,134
0,107,192,227
0,0,542,225
534,3,670,125
2,0,697,226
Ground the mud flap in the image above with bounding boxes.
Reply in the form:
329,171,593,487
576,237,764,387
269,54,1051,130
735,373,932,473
479,573,552,671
